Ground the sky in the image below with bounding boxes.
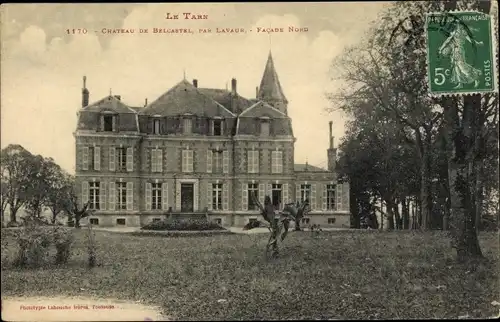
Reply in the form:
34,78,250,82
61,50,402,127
1,2,389,174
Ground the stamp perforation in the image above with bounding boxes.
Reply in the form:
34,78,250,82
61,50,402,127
424,8,499,98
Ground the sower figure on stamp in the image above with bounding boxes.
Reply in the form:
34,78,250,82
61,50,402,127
438,22,484,89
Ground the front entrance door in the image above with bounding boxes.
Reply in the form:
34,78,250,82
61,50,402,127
181,183,194,212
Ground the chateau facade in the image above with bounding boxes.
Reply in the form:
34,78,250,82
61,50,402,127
74,52,350,227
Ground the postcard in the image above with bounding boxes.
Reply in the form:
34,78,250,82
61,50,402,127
1,2,498,321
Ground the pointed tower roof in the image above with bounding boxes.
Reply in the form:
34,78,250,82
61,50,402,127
257,51,288,103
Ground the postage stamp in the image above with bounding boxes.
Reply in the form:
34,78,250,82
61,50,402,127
425,11,497,96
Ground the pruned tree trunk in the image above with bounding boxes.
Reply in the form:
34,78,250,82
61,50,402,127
446,95,483,262
393,203,402,229
9,203,20,223
387,206,395,230
420,138,432,230
475,162,484,233
350,186,360,228
402,198,410,229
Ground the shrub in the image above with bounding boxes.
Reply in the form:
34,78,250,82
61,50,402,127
14,226,52,268
11,225,75,268
141,218,225,231
53,227,74,265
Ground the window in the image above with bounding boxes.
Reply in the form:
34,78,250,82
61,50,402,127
247,150,259,173
116,182,127,210
117,147,127,171
151,149,163,173
214,218,222,225
182,150,194,173
272,184,282,209
87,147,95,170
327,184,336,210
103,115,114,132
183,118,192,134
212,183,223,210
213,119,223,136
89,182,100,210
328,218,336,224
302,218,310,224
249,218,258,225
152,183,162,210
271,151,283,174
213,151,222,173
116,218,126,225
89,218,99,225
260,121,270,136
153,119,161,135
153,218,161,222
248,183,259,210
300,184,311,203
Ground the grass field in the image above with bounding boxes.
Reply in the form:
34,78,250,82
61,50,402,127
1,229,499,320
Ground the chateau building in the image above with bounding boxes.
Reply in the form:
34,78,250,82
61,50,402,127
74,52,350,227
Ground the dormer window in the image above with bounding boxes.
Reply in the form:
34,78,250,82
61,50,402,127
212,118,224,136
102,114,115,132
183,118,192,134
153,119,161,135
260,118,270,136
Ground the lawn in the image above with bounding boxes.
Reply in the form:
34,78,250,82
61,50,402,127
1,229,499,320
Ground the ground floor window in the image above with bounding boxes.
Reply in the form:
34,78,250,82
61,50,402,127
301,218,310,224
248,183,258,210
214,218,222,225
89,218,99,225
116,218,126,225
328,217,336,224
152,183,162,210
152,218,161,222
249,218,258,225
272,184,282,209
212,183,223,210
89,182,100,210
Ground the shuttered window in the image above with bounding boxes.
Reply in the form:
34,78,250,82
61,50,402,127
247,150,259,173
82,147,89,170
182,150,193,173
271,151,283,174
222,151,229,174
109,147,116,171
94,147,101,171
126,182,133,210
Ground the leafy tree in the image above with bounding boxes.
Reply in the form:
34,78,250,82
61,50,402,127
330,0,497,260
43,161,72,224
1,177,9,226
63,174,91,228
0,144,36,223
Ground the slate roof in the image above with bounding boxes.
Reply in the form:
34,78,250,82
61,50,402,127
83,95,137,114
140,80,235,117
198,88,253,113
239,101,288,118
257,52,288,103
294,163,329,172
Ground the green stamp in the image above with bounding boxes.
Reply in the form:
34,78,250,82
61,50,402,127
426,11,497,96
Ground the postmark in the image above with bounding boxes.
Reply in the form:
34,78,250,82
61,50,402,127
425,11,497,96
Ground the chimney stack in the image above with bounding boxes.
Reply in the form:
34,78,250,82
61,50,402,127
329,121,333,149
327,121,336,172
231,78,237,95
144,98,148,107
256,86,259,99
193,79,198,88
81,76,89,108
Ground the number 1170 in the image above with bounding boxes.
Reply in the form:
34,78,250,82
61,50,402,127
66,29,87,34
